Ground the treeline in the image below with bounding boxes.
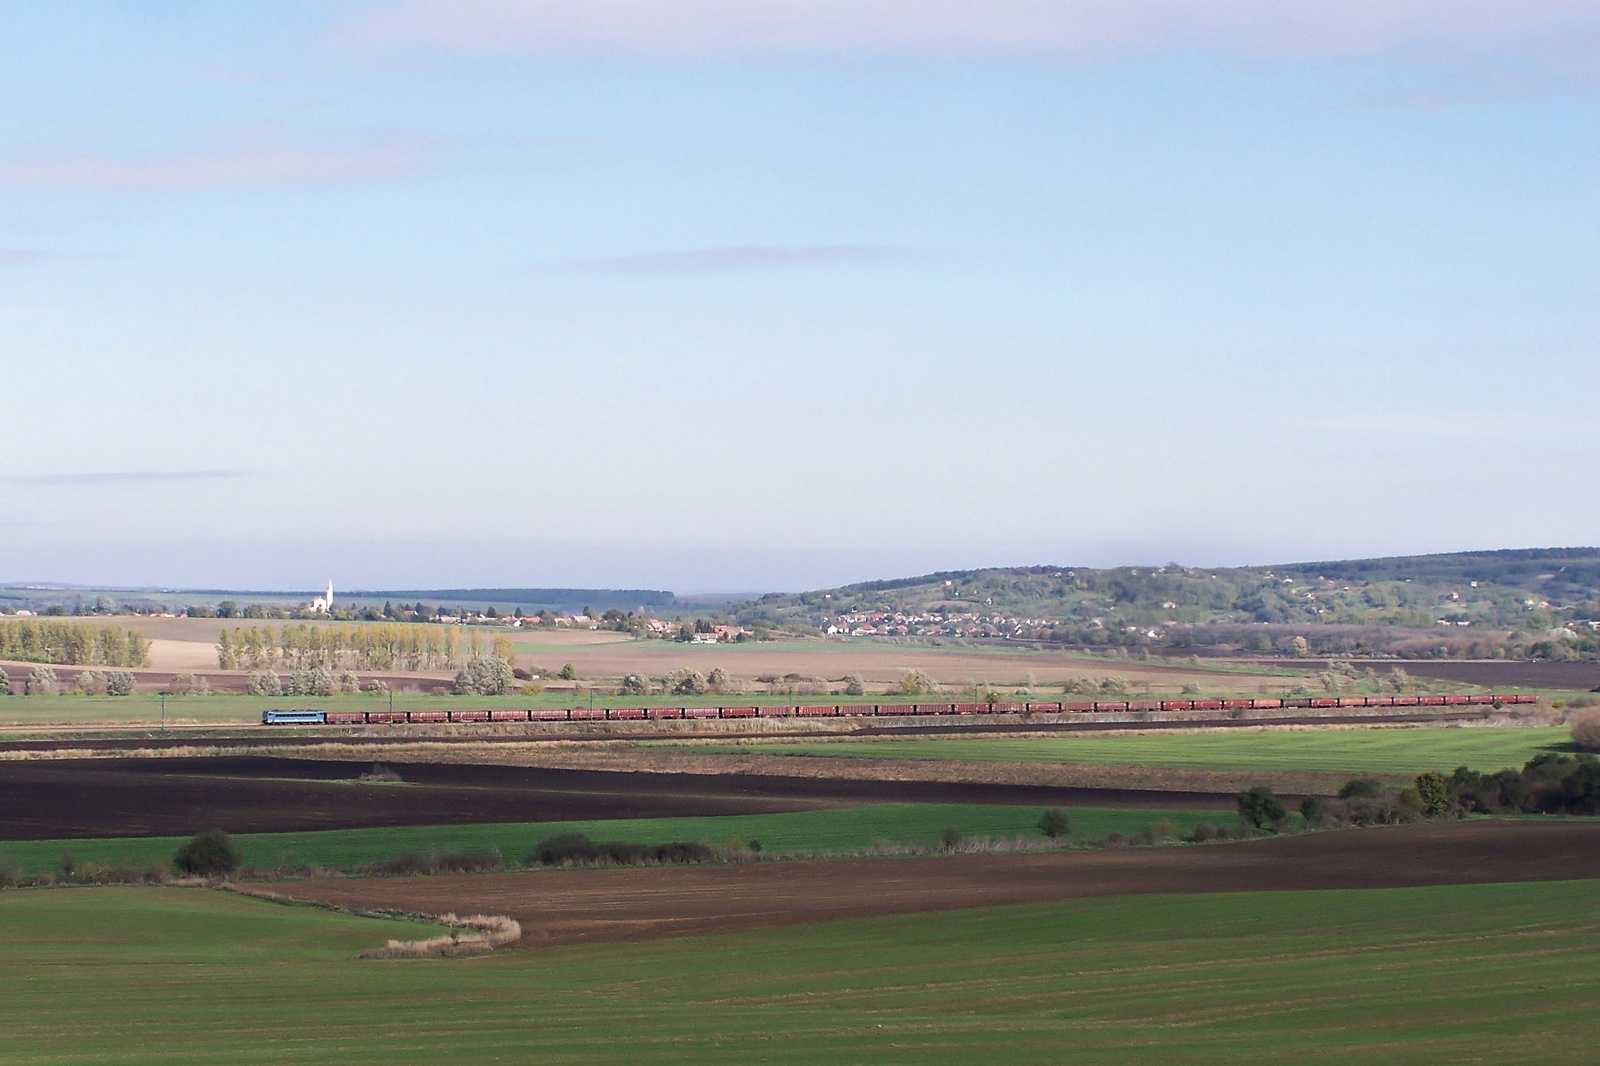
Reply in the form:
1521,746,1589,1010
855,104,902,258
217,624,515,673
0,620,151,668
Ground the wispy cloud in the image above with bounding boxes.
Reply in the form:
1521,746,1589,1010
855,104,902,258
554,245,924,274
0,129,441,191
1,471,254,488
348,0,1600,72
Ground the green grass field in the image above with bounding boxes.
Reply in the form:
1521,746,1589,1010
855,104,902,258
0,804,1236,877
659,725,1574,777
3,879,1598,1063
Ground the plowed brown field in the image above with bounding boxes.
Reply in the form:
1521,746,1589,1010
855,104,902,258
0,756,1239,839
257,819,1600,948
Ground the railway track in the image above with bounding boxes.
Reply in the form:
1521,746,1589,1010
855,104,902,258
0,707,1500,753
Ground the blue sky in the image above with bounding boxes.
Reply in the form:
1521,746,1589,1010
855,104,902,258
2,1,1597,592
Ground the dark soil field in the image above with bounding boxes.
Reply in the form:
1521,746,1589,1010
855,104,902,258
258,819,1600,948
0,756,1240,839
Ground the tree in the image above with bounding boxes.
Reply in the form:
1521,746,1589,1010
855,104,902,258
1038,808,1071,840
842,673,865,697
453,656,514,696
24,665,58,695
707,667,730,693
620,673,650,696
246,671,281,697
1299,796,1323,827
1238,786,1286,830
671,670,708,696
558,663,577,680
1572,710,1600,754
940,825,962,850
1414,772,1450,816
104,670,134,696
172,829,240,877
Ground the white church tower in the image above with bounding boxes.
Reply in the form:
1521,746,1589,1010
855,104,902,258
310,581,334,614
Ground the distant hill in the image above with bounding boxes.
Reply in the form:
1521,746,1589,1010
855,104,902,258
727,549,1600,652
345,589,677,614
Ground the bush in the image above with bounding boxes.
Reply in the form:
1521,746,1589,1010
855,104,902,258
1338,777,1383,800
707,667,730,693
170,672,209,696
620,672,650,696
25,665,59,696
75,670,106,695
527,833,715,867
1238,786,1287,830
246,671,281,696
370,850,501,876
558,663,577,680
1414,771,1451,816
1038,808,1072,840
453,656,514,696
1572,711,1600,754
842,673,865,697
1299,796,1324,827
897,669,936,696
940,825,962,850
670,670,708,696
1189,823,1218,843
172,829,241,877
337,670,361,696
104,669,134,696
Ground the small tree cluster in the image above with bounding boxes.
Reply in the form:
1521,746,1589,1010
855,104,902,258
171,829,240,878
453,656,514,696
246,670,281,696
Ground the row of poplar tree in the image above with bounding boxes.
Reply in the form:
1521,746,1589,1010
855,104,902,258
217,623,516,672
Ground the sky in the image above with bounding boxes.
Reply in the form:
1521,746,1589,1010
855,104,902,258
2,1,1598,593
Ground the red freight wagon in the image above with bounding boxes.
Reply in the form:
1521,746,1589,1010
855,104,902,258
1159,699,1195,711
568,707,605,720
326,711,365,725
953,702,985,715
797,705,838,717
451,710,490,723
683,706,719,719
609,708,647,720
720,706,757,718
1467,694,1496,705
1392,695,1419,706
877,703,918,715
1192,699,1223,711
757,706,794,718
1251,698,1285,709
1221,699,1253,710
1126,700,1160,713
490,710,530,722
1282,698,1313,709
1063,701,1097,712
1442,694,1470,705
1366,696,1395,707
1027,702,1062,713
1417,695,1446,706
408,711,447,723
367,711,406,724
991,702,1025,714
1311,698,1340,709
1335,697,1366,708
648,707,682,719
530,708,570,721
1095,700,1130,712
919,703,958,715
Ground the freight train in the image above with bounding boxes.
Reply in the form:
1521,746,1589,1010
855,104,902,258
261,692,1536,726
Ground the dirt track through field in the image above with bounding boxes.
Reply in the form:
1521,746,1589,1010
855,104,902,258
258,820,1600,948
